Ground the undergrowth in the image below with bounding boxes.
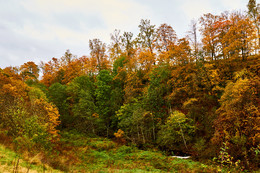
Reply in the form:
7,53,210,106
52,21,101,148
1,130,258,172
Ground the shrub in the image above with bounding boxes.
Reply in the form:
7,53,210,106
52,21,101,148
157,111,195,153
0,76,60,152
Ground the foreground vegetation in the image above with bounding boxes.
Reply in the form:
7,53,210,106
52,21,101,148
0,131,238,172
0,143,62,173
0,0,260,172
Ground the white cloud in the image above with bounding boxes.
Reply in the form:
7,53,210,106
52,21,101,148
219,0,248,11
181,0,213,20
17,0,151,48
0,0,250,68
20,0,150,32
0,0,152,68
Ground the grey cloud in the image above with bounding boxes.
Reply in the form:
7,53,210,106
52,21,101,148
0,0,248,69
53,12,107,31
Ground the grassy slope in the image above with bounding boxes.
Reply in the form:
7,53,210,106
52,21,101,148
0,144,62,173
2,131,256,173
56,131,222,172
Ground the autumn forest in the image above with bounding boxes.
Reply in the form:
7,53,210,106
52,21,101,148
0,0,259,172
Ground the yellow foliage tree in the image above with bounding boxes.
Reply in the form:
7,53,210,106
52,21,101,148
213,71,260,165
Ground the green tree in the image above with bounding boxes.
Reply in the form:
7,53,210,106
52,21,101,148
66,75,95,131
157,111,195,153
110,56,127,121
48,83,69,128
95,70,114,137
72,89,96,134
145,65,171,123
116,99,155,145
137,19,156,53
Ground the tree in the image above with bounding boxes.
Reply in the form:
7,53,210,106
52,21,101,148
20,61,39,81
137,19,156,54
62,58,85,84
0,74,60,150
66,75,96,131
199,13,219,61
213,70,260,167
213,11,231,60
95,70,114,137
61,49,75,66
40,57,61,87
156,23,177,53
124,71,143,103
72,89,97,134
167,63,198,108
247,0,260,52
89,38,109,72
137,49,155,78
1,66,21,81
109,29,122,60
157,111,195,153
116,100,155,144
48,83,69,128
111,56,127,112
155,23,178,64
223,12,255,60
121,31,135,57
145,65,171,121
174,38,192,65
188,19,199,61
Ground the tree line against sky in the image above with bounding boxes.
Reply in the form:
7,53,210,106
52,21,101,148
0,0,259,170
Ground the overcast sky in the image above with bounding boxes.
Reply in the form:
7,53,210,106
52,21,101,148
0,0,249,68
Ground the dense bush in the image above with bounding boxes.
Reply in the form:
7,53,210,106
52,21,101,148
0,71,60,151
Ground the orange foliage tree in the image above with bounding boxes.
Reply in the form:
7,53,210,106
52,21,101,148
213,70,260,167
20,61,39,81
199,13,219,61
223,12,255,60
0,69,60,150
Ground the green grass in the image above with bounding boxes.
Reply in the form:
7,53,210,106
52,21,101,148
2,131,253,172
59,131,222,172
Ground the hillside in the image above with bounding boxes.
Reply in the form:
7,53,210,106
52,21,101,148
0,1,260,171
1,131,228,172
0,144,62,173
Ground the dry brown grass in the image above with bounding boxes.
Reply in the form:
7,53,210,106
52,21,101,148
0,161,38,173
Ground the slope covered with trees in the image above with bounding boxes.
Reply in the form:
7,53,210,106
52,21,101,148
0,1,259,171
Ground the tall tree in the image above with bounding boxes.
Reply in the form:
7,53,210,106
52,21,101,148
40,57,61,87
121,31,135,58
89,39,109,72
223,12,255,60
48,83,69,128
95,70,114,137
137,19,156,54
109,29,122,60
174,38,192,64
213,11,231,60
156,23,177,53
61,49,75,66
213,71,260,167
247,0,260,52
188,19,199,61
66,75,96,132
62,58,85,84
199,13,219,61
20,61,39,81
